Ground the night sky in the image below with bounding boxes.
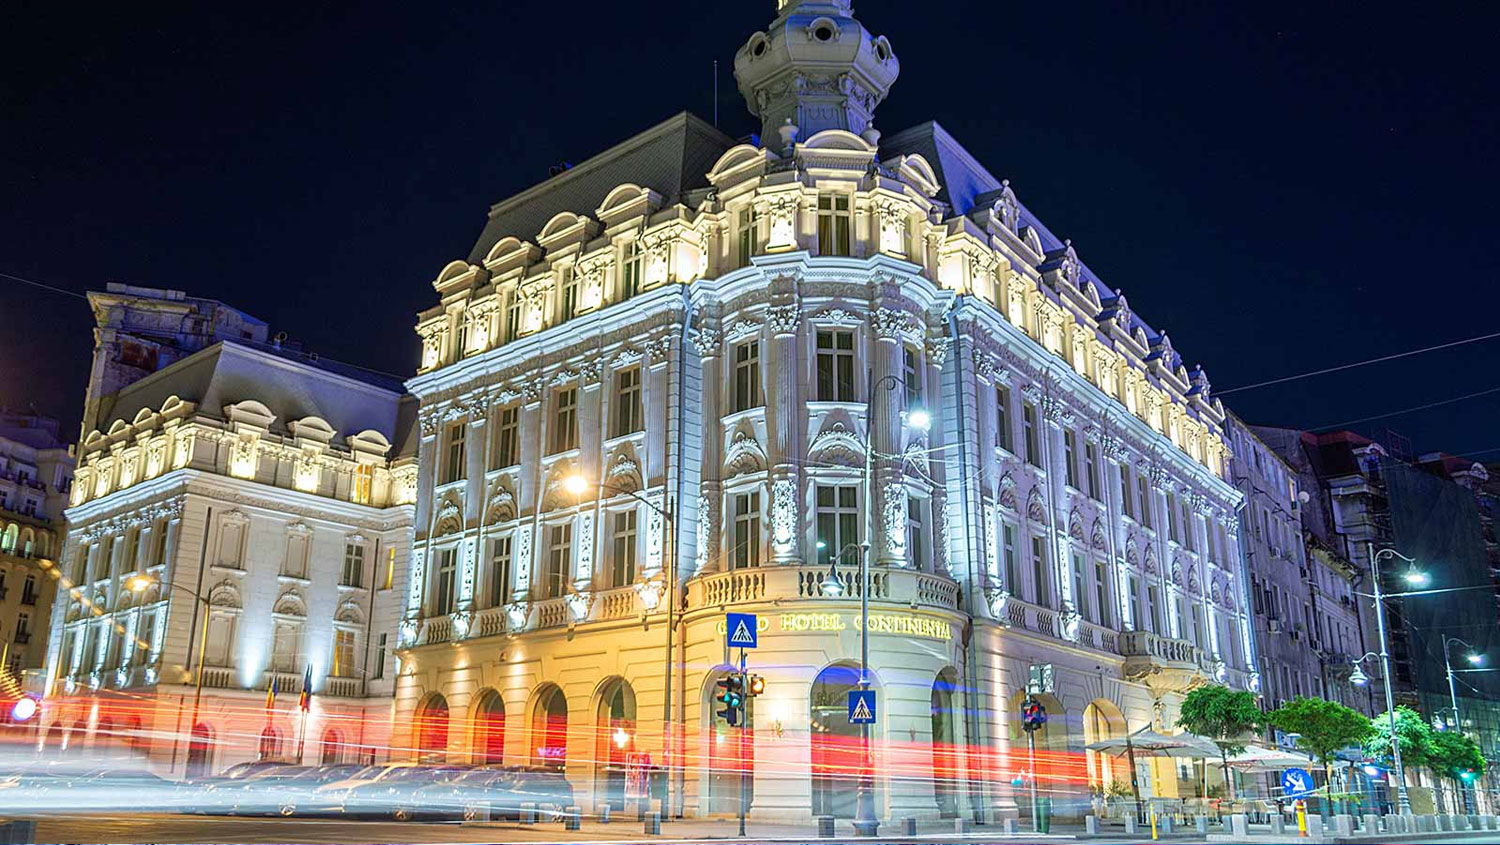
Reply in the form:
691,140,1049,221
4,1,1497,458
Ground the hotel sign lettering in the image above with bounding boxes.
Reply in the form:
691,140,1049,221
715,612,953,641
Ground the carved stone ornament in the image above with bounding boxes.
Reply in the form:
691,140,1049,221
870,307,914,340
883,483,907,561
771,477,797,553
1091,519,1107,551
815,307,862,326
766,304,800,336
689,326,722,357
635,578,663,611
1067,509,1085,541
723,319,761,344
505,601,530,633
998,473,1018,510
1248,671,1261,693
564,590,592,623
985,588,1012,625
925,337,952,366
450,609,473,639
1213,660,1228,684
1059,606,1083,642
724,430,768,478
809,422,865,468
1026,487,1046,522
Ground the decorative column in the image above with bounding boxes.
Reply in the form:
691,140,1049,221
1041,394,1078,637
870,306,908,567
766,294,801,563
1101,430,1133,630
1150,465,1181,640
691,322,724,575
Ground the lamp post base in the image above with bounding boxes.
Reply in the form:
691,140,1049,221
853,782,879,837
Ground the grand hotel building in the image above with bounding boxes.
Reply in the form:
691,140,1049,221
397,0,1256,821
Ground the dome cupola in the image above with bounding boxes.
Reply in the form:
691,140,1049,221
733,0,899,149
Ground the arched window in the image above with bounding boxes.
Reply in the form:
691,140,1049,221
594,679,636,810
320,728,344,765
0,525,16,555
931,669,959,817
530,685,567,771
414,693,450,762
471,689,506,765
186,723,214,778
258,726,283,760
810,663,866,818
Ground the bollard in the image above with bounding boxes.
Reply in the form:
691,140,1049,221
1488,815,1498,830
817,816,836,838
1123,814,1137,835
1438,814,1453,831
901,817,916,836
954,817,972,834
644,811,661,836
1334,814,1353,836
1194,815,1209,834
1363,813,1380,835
1270,813,1286,836
1002,817,1019,835
1305,814,1323,838
565,806,581,831
1086,815,1099,835
1230,814,1248,837
599,805,611,824
1418,815,1435,832
637,800,648,822
520,802,537,825
1470,814,1483,831
1159,814,1173,835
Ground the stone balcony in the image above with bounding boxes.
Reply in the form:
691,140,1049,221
684,565,962,612
1118,629,1218,694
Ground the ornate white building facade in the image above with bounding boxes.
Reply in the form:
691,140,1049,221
42,287,417,776
0,411,72,682
397,0,1257,822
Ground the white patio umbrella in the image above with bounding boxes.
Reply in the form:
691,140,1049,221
1227,744,1347,773
1086,726,1221,816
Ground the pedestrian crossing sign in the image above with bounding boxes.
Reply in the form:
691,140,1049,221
726,612,758,648
848,689,877,724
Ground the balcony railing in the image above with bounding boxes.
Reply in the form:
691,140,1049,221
686,565,961,612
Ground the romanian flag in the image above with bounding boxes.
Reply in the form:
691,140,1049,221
299,664,313,711
264,673,278,713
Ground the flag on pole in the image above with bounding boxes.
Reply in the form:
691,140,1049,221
299,664,313,711
264,672,278,713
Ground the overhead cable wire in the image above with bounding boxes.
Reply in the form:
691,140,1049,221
1311,385,1500,432
0,270,88,300
1217,330,1500,395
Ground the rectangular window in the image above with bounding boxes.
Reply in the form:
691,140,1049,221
550,387,578,454
903,347,922,410
1063,430,1079,488
737,206,759,266
1146,583,1162,633
341,542,365,588
120,527,138,575
817,195,851,256
433,548,458,615
1022,402,1041,467
559,270,578,320
20,575,37,606
331,629,356,678
815,485,860,566
443,422,467,484
731,491,762,570
621,241,642,299
488,536,512,608
1093,558,1112,629
1121,467,1134,519
611,510,638,588
14,612,29,644
1030,536,1051,608
545,523,572,599
732,341,762,412
382,547,396,591
1137,474,1153,530
1166,492,1180,542
996,385,1012,452
906,497,926,571
1071,552,1089,622
352,464,373,505
1182,500,1195,550
815,330,856,402
132,613,155,665
1003,522,1021,593
491,405,519,469
614,368,643,437
1128,574,1142,631
1191,603,1206,650
71,544,88,586
1085,443,1100,500
506,290,522,341
373,633,387,680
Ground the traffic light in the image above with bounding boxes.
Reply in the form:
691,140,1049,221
748,674,766,696
1021,697,1048,733
716,673,745,726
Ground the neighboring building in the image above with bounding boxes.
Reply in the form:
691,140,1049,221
0,411,73,686
397,0,1255,823
42,287,417,777
1255,426,1500,811
1226,417,1363,716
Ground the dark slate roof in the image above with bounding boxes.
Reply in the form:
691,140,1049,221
96,341,407,448
466,112,737,264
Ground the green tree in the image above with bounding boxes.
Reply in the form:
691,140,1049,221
1178,684,1263,799
1428,730,1486,813
1364,707,1435,770
1269,697,1372,792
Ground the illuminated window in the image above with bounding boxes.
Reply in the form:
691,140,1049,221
341,542,365,588
505,290,522,341
373,633,387,680
559,270,578,320
815,485,859,566
903,346,923,409
331,629,357,678
352,464,373,505
544,524,572,599
432,548,457,615
737,206,759,266
906,497,927,571
381,547,395,591
487,536,511,608
817,195,851,256
621,242,642,299
443,422,466,484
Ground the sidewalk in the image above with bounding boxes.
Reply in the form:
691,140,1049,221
463,815,1088,841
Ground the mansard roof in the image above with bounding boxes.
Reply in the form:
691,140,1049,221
466,111,737,265
92,340,412,454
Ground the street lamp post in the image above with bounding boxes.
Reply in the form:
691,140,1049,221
1365,545,1426,815
1443,636,1483,814
565,474,678,818
125,573,211,777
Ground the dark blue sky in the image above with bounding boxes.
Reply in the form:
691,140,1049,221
4,1,1497,458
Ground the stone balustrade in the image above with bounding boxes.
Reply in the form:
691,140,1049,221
686,565,961,612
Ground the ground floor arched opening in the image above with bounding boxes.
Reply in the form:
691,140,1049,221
931,668,961,817
530,684,567,772
471,688,506,765
594,678,637,811
186,723,214,779
810,662,871,818
414,692,450,762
